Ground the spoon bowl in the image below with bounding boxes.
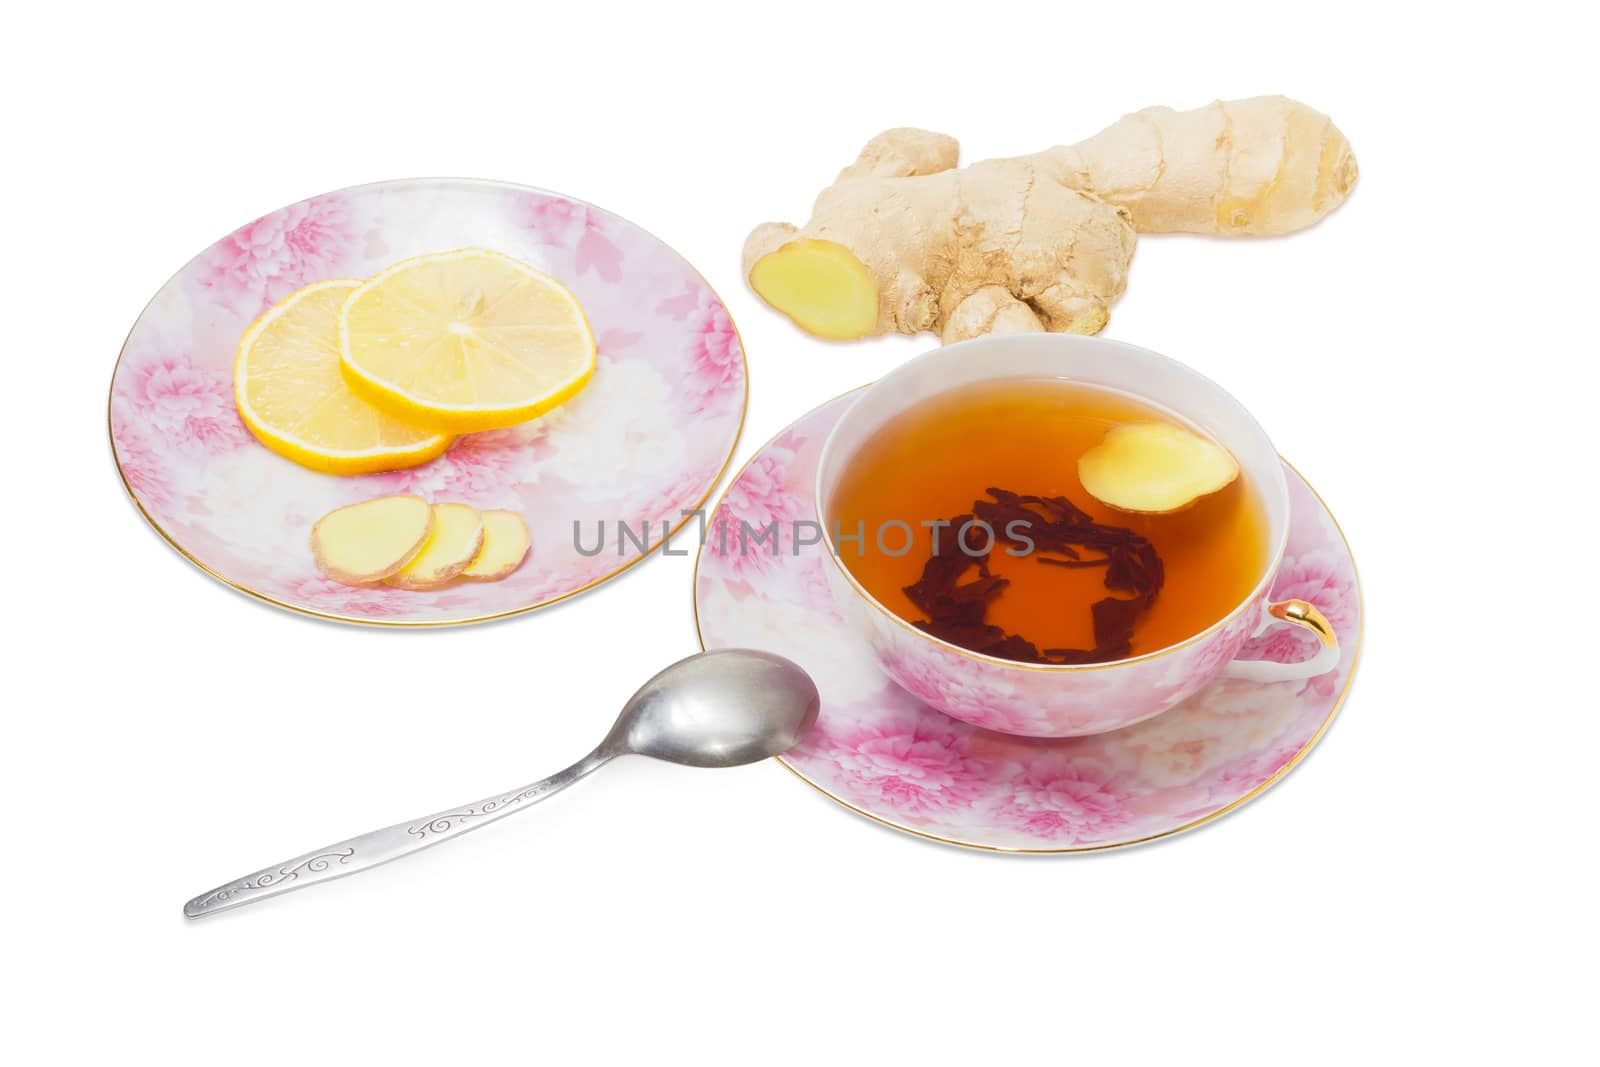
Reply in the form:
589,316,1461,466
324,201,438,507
607,649,820,767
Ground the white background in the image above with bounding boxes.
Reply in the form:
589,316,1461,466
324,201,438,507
4,2,1593,1062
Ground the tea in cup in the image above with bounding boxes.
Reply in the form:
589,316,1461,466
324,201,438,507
814,334,1338,738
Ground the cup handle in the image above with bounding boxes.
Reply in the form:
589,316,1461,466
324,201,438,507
1222,599,1340,683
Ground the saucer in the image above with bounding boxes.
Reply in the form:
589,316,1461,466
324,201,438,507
111,178,746,626
694,391,1361,851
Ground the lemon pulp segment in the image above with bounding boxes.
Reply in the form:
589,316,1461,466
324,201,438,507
339,249,596,433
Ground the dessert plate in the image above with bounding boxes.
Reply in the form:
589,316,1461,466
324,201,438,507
694,391,1361,851
111,178,746,625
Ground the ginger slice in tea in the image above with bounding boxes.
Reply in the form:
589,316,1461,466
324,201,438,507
1078,422,1239,515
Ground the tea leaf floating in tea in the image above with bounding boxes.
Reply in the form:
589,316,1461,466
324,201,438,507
1078,422,1239,515
902,488,1164,665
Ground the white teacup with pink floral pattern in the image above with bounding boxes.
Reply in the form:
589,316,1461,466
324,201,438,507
815,335,1340,739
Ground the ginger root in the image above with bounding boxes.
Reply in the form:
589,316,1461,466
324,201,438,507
743,96,1357,343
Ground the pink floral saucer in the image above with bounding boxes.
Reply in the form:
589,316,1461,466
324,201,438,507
111,178,746,625
694,392,1361,851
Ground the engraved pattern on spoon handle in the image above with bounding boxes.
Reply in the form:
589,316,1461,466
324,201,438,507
184,749,612,918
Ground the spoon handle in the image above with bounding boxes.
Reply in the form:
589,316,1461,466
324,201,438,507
184,749,612,918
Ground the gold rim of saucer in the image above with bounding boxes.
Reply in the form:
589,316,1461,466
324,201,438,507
107,176,749,628
690,388,1362,854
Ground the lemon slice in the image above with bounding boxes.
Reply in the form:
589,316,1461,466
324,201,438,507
234,279,453,475
338,249,596,433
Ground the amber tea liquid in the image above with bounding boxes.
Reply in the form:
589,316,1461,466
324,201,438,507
827,378,1269,660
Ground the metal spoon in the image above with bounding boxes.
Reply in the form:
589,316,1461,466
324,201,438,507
184,649,819,918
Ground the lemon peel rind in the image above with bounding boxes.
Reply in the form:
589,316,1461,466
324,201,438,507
339,356,595,434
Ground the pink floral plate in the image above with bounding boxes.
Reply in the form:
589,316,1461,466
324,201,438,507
693,391,1362,851
111,178,746,625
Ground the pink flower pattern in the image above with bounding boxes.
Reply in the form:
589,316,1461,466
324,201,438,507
704,450,804,579
795,559,844,623
1178,611,1253,684
577,225,623,283
110,420,175,518
695,393,1360,851
368,431,530,501
658,281,744,415
801,714,988,820
112,352,252,458
275,576,415,620
523,196,582,239
992,755,1132,842
521,193,622,282
877,642,1029,733
626,460,727,537
198,194,355,315
111,180,745,624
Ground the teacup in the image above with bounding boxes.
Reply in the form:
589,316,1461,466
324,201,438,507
814,334,1339,739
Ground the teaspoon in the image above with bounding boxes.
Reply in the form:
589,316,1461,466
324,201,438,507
184,649,819,918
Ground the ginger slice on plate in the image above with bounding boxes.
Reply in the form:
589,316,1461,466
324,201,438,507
311,495,436,585
461,509,531,581
385,503,485,589
1078,422,1240,514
